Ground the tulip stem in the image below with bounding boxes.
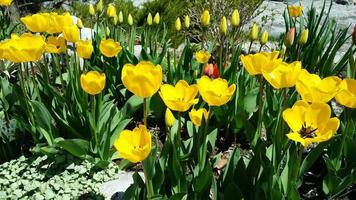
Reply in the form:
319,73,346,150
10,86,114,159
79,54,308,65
143,98,147,126
248,41,253,54
142,162,154,199
255,76,265,145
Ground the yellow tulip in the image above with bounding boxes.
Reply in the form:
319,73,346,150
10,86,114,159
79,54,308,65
118,11,124,23
154,13,160,25
0,0,12,6
159,80,199,112
147,13,153,26
114,125,152,163
189,108,209,126
113,15,118,25
45,36,66,54
77,18,84,28
20,13,49,33
240,51,281,75
47,12,74,34
197,76,236,106
263,61,302,89
96,0,103,12
335,79,356,108
220,16,227,35
89,4,95,16
296,69,341,103
106,4,116,18
231,9,240,27
80,71,106,95
165,108,176,127
121,61,162,98
99,39,122,58
288,5,303,17
76,40,93,59
260,30,269,46
200,10,210,27
175,17,181,32
250,23,259,41
283,100,339,147
1,33,45,63
128,14,133,26
299,29,309,45
63,25,80,43
184,15,190,29
195,50,211,64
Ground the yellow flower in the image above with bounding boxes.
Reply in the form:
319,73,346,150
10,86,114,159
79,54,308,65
250,23,259,41
240,51,281,75
147,13,153,26
175,17,181,32
165,108,176,127
283,100,339,147
231,9,240,27
184,15,190,29
80,71,106,95
48,12,74,34
260,30,269,45
263,61,302,89
296,69,341,103
89,4,95,16
1,33,45,63
76,40,93,59
96,0,103,12
114,125,152,163
195,50,211,64
197,76,236,106
20,13,49,33
77,18,84,28
159,80,199,112
0,0,12,6
220,16,227,35
63,25,80,43
200,10,210,27
335,79,356,108
128,14,133,26
189,108,209,126
299,29,309,45
106,4,116,18
118,11,124,23
99,39,122,57
121,61,162,98
288,5,303,17
45,36,66,54
154,13,160,25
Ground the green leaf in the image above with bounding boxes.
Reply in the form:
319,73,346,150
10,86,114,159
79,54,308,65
194,165,212,193
56,139,90,158
243,88,259,113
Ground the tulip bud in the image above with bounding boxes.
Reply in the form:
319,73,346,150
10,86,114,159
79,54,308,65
96,0,103,13
154,12,160,25
106,4,116,18
250,23,259,41
201,10,210,27
184,15,190,29
203,63,220,79
299,29,309,45
113,15,118,25
118,11,123,23
260,30,269,45
165,108,175,127
175,17,181,32
106,27,110,37
220,16,227,35
284,27,295,48
89,4,95,16
352,25,356,45
77,18,84,29
231,9,240,27
147,13,153,26
128,14,133,26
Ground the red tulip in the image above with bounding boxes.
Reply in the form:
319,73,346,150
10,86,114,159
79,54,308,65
203,63,220,79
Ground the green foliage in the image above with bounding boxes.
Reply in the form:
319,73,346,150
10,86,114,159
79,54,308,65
0,154,119,199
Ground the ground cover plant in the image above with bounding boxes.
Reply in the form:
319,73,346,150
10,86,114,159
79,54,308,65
0,0,356,199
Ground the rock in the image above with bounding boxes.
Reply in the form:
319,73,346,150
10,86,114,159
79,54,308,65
334,0,351,5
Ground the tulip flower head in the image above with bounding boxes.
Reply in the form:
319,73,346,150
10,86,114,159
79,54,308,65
283,100,339,147
147,13,153,26
197,76,236,106
231,9,240,27
20,13,48,33
89,4,95,16
175,17,182,32
159,80,199,112
299,29,309,45
200,10,210,27
335,79,356,108
250,23,259,41
63,25,80,43
80,71,106,95
128,14,133,26
288,5,303,17
203,63,220,79
99,39,122,58
45,36,66,54
189,108,210,126
114,125,152,163
77,18,84,28
184,15,190,29
76,40,93,59
263,61,302,89
260,30,269,46
195,50,211,64
296,69,341,103
240,51,281,76
154,13,160,25
0,0,12,6
96,0,103,12
118,11,124,23
121,61,162,98
284,27,295,48
165,108,176,127
220,16,227,35
106,4,116,18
